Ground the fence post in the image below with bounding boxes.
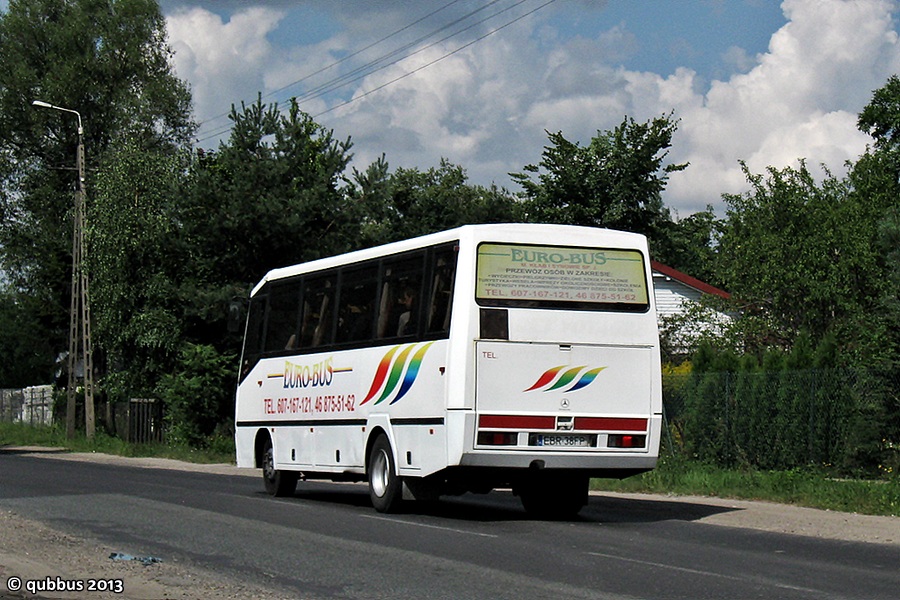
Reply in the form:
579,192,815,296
809,370,816,466
724,371,732,465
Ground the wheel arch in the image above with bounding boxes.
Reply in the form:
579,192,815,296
253,428,272,468
364,416,397,472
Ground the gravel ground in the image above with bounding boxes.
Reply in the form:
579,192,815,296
2,447,898,599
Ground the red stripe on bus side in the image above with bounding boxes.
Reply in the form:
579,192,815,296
478,415,556,430
574,417,648,432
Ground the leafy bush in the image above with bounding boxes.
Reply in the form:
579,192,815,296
157,343,235,448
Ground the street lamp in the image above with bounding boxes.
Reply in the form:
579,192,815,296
32,99,96,439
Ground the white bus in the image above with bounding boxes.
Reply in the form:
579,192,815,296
235,224,662,517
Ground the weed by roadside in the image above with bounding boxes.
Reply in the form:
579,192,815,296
591,454,900,517
0,421,235,464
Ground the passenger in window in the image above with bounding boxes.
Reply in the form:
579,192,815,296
346,302,372,341
396,286,416,336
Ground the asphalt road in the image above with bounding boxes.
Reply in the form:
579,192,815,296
1,450,898,600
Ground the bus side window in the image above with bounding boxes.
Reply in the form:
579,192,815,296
336,266,378,344
300,275,336,348
376,277,393,338
240,294,267,380
426,248,457,334
263,281,301,353
376,255,424,340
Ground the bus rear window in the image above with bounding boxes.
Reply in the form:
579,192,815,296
475,243,649,312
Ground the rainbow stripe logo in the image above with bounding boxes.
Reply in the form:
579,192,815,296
524,365,606,393
361,342,435,406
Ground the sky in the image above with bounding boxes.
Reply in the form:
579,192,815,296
71,1,900,214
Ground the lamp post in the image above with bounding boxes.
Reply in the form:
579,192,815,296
32,100,96,439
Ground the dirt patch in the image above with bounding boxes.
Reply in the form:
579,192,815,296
0,508,295,600
0,448,293,600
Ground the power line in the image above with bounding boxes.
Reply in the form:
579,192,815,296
194,0,513,142
194,0,556,144
312,0,557,119
287,0,512,110
194,0,469,134
293,0,526,108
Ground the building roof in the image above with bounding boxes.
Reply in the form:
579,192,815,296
650,261,730,299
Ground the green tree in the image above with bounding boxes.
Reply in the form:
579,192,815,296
90,97,359,417
877,205,900,357
89,137,187,400
512,113,687,249
157,343,235,448
87,97,364,434
715,161,890,356
653,206,722,286
351,159,524,247
850,75,900,366
851,76,900,458
156,98,360,417
839,153,900,366
858,74,900,153
0,286,56,387
182,98,356,294
684,76,900,474
706,76,900,366
0,0,194,379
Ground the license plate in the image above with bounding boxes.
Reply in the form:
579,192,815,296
531,434,593,448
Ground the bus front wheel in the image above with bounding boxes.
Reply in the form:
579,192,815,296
262,438,298,497
368,435,403,513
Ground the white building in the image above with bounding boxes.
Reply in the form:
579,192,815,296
651,261,732,354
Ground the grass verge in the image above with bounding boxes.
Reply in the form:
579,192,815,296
592,454,900,517
0,421,235,464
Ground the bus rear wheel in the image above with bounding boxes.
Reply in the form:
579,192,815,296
262,438,298,497
368,435,403,513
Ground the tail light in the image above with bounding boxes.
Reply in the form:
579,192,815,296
608,434,646,448
476,431,518,446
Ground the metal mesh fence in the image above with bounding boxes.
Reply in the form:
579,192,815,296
663,368,900,474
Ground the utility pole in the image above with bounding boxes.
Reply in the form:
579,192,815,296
32,100,95,439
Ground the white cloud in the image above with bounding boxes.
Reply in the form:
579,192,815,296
165,0,900,215
335,0,900,214
166,6,285,134
721,46,756,74
323,24,552,181
660,0,899,212
331,45,504,174
748,110,866,170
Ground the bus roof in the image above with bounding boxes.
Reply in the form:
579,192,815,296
250,223,648,297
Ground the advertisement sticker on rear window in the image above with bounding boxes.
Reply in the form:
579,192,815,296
476,243,648,311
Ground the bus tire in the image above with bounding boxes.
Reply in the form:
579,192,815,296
519,472,587,520
368,435,403,513
262,438,297,497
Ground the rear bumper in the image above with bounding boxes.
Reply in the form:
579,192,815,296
459,450,657,472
